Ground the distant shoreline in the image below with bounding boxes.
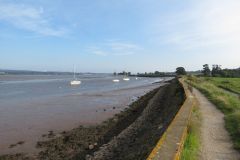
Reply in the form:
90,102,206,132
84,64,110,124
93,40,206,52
0,69,109,76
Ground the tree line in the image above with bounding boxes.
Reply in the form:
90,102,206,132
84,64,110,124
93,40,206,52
202,64,240,77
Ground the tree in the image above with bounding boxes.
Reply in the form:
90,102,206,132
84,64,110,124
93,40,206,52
176,67,186,75
202,64,211,76
212,64,222,77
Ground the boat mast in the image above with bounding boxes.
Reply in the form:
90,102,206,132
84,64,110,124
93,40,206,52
73,65,75,79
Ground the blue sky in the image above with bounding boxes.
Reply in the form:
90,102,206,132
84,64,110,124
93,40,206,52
0,0,240,73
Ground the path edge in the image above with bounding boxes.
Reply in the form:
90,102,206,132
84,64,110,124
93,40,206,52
147,78,196,160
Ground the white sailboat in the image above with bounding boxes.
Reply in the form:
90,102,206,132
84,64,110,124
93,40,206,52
123,73,130,81
70,66,81,85
113,71,120,82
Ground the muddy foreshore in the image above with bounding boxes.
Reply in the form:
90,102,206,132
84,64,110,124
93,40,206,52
0,78,185,160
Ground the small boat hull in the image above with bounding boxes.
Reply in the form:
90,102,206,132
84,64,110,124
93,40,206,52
70,80,81,85
123,78,130,81
113,79,120,82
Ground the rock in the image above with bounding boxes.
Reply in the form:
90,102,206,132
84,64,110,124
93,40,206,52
89,144,94,150
158,124,163,129
85,154,92,160
42,134,47,137
17,141,25,145
48,130,55,138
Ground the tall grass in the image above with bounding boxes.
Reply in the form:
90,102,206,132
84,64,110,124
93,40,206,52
225,111,240,149
185,76,240,151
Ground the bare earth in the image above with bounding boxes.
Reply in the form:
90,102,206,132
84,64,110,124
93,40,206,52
193,89,240,160
0,84,161,156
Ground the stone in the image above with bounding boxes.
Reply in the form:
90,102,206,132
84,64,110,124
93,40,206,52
89,144,94,150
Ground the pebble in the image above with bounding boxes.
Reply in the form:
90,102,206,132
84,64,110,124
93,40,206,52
89,144,94,150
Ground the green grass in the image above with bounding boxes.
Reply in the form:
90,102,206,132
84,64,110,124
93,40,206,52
185,76,240,151
181,105,201,160
206,77,240,95
225,111,240,149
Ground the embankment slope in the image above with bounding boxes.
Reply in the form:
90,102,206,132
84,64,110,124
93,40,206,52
90,79,185,160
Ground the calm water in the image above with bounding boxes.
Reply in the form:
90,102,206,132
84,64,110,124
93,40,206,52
0,74,170,155
0,74,163,101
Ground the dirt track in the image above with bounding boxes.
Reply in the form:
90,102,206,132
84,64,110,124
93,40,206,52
193,89,240,160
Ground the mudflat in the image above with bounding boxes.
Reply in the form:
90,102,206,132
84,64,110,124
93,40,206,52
0,79,185,160
0,84,162,155
0,75,167,155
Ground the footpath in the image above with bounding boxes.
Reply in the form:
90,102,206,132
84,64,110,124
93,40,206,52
147,78,240,160
193,88,240,160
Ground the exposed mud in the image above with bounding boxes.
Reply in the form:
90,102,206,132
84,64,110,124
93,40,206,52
0,79,185,160
90,79,185,160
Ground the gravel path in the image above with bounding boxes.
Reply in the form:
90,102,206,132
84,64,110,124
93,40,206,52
193,89,240,160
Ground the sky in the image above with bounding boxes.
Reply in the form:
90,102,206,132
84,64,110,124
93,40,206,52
0,0,240,73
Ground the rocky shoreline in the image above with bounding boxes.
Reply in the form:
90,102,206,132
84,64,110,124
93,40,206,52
0,78,185,160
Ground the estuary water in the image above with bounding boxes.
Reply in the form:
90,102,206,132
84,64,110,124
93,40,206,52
0,74,162,100
0,74,170,155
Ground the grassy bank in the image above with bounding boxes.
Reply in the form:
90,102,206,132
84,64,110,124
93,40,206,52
207,77,240,95
181,103,201,160
185,76,240,150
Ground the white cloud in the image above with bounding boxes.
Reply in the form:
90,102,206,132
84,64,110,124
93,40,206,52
143,0,240,69
0,2,67,36
149,0,240,53
87,41,142,56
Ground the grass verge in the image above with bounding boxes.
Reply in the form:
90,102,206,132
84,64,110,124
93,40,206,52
181,103,201,160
